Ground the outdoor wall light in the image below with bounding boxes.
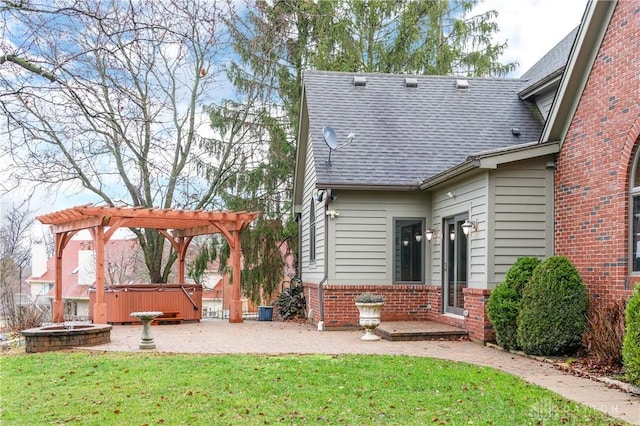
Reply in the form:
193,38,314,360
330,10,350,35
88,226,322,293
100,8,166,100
403,240,409,247
461,219,478,236
316,189,337,203
326,210,339,219
415,233,423,243
449,230,455,241
424,229,439,241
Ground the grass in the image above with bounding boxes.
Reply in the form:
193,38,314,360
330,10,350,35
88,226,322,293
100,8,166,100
0,351,628,425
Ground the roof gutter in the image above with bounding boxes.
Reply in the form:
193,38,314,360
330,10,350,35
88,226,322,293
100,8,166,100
315,183,422,191
419,140,560,190
419,159,480,190
518,68,565,99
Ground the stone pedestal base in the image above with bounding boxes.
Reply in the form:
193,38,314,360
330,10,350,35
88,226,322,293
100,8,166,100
361,327,380,341
131,312,162,350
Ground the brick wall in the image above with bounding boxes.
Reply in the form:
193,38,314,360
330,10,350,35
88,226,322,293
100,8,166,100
555,1,640,305
303,282,465,331
463,288,494,342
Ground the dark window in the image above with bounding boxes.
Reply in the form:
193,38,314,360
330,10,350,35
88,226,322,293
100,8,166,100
632,153,640,271
309,199,316,262
394,218,424,283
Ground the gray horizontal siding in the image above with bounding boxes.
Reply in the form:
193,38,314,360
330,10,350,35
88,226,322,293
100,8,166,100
300,137,325,283
328,191,427,284
535,89,556,119
431,174,488,289
491,159,553,284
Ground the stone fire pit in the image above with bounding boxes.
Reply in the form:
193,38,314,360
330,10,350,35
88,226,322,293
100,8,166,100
21,324,112,353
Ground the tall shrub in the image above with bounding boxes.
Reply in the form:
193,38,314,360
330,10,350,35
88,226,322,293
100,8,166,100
486,257,541,350
517,256,589,356
622,285,640,386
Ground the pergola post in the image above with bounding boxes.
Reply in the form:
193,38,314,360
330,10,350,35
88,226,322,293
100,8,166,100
52,233,65,323
91,226,107,324
177,236,187,285
229,230,243,323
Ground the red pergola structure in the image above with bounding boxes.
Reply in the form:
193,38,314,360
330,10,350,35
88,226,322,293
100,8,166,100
36,205,260,324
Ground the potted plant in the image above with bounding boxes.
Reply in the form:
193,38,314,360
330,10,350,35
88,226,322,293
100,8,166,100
354,292,385,340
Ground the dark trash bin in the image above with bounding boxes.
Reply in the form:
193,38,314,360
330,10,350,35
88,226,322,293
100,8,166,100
258,306,273,321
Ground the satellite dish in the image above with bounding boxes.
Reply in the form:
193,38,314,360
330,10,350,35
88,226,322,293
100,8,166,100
323,126,338,150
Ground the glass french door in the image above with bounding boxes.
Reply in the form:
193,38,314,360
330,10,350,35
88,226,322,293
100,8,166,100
443,215,468,315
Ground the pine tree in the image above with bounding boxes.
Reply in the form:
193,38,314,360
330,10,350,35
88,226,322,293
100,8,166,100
218,0,515,303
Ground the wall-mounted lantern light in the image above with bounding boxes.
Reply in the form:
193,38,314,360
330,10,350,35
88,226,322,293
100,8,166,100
461,219,478,236
415,233,422,243
424,229,439,241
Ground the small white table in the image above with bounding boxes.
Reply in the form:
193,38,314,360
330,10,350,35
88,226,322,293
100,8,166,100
130,311,163,349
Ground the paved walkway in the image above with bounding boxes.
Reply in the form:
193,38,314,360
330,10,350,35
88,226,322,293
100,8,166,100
89,319,639,425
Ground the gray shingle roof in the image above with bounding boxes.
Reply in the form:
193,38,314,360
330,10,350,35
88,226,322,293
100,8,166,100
303,70,544,188
520,27,579,90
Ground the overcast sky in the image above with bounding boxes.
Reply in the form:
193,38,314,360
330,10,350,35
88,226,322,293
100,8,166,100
475,0,588,76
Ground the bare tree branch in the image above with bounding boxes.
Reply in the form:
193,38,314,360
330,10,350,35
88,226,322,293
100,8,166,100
0,0,253,282
0,54,56,82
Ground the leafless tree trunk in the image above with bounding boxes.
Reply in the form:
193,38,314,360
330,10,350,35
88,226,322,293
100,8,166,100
0,199,43,331
1,0,254,282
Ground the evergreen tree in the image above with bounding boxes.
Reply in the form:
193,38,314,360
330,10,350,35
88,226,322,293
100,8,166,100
219,0,515,302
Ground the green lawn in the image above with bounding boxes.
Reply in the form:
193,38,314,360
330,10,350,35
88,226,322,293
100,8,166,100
0,351,627,425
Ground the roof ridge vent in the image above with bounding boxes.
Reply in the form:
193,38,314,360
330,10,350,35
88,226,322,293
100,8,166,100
455,79,469,90
353,76,367,86
405,77,418,88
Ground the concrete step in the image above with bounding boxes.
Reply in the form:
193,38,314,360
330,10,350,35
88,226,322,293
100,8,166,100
374,321,467,341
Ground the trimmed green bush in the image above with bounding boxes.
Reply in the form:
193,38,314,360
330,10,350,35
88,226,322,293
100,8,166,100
486,257,541,350
502,257,543,298
517,256,589,356
622,285,640,386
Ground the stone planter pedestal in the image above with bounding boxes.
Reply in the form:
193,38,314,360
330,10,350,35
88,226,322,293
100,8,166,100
355,302,384,341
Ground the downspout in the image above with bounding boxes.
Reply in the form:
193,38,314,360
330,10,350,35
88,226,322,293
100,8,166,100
317,188,334,332
318,210,329,331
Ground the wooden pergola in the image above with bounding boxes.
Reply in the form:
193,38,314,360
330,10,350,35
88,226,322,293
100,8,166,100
36,205,260,324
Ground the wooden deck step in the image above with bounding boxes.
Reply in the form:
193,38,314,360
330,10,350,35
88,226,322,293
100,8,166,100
374,321,467,341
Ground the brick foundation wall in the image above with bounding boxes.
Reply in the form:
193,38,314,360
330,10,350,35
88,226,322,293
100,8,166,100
303,282,321,323
463,288,494,343
302,282,467,333
554,1,640,305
